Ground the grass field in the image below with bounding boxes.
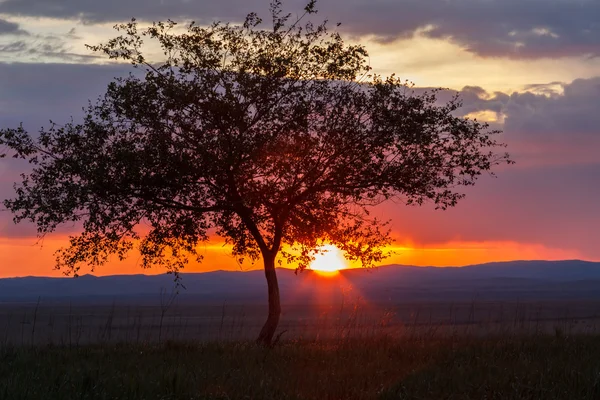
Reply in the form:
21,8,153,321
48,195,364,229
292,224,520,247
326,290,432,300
3,298,600,399
3,298,600,346
2,335,600,399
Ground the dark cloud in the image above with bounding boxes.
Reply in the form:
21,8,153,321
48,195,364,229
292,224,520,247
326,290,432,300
0,41,27,52
0,18,29,36
0,62,599,258
404,1,600,59
523,81,565,96
405,78,600,152
0,0,256,23
0,0,599,59
0,63,131,130
455,78,600,140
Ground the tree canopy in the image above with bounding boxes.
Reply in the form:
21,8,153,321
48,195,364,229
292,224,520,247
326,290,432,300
0,1,512,344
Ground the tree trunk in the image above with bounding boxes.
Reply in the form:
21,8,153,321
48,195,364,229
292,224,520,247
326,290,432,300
256,254,281,346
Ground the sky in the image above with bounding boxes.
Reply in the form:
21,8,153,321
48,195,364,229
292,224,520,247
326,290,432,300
0,0,599,277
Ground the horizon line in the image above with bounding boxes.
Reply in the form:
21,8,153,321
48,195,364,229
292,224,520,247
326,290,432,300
1,258,595,280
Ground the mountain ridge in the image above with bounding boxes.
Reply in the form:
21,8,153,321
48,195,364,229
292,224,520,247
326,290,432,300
1,260,599,303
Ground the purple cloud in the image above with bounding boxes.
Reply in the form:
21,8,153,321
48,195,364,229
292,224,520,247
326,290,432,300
0,0,599,59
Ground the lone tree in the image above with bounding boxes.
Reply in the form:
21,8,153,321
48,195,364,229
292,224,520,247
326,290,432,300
0,1,511,345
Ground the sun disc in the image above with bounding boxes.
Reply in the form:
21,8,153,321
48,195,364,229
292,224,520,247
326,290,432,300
309,245,348,274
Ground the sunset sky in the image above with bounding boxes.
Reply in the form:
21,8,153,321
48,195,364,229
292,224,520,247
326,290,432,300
1,0,599,277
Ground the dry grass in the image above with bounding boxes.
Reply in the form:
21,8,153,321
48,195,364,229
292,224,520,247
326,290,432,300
2,296,600,399
2,335,600,399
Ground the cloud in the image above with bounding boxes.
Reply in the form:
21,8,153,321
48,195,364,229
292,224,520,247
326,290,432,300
452,78,600,140
0,62,131,129
0,18,29,36
0,0,599,59
0,40,27,52
404,1,600,59
0,17,97,63
522,81,564,96
0,34,99,63
405,77,600,160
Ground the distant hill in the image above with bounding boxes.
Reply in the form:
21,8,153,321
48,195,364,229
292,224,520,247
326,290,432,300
1,260,600,303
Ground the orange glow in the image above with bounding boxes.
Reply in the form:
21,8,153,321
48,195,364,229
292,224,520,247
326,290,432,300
380,240,587,267
0,235,593,278
308,245,348,275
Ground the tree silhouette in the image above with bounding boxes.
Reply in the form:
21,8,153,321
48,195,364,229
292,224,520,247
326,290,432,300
0,1,512,345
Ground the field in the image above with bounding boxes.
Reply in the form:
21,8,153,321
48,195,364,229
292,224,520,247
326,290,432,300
2,297,600,345
3,336,600,399
2,297,600,399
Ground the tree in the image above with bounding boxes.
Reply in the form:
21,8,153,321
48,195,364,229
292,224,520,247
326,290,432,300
0,1,512,345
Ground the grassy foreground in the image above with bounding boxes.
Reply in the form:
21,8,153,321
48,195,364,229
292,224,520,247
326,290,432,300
2,335,600,400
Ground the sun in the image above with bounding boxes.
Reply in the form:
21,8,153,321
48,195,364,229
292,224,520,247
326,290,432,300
309,245,348,275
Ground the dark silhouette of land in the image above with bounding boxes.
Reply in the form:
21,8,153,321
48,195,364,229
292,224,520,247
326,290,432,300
2,260,600,346
2,260,599,302
3,260,600,399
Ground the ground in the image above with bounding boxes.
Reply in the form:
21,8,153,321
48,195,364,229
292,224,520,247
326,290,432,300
2,299,600,399
2,336,600,399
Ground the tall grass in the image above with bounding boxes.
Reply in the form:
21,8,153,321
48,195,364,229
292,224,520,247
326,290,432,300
2,335,600,399
2,294,600,398
1,294,600,347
